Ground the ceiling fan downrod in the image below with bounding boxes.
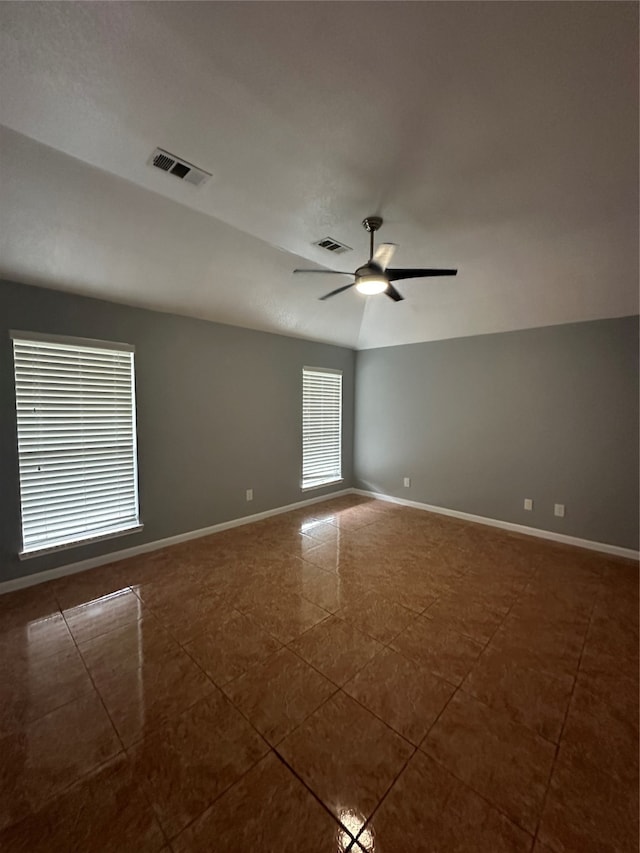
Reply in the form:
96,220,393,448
362,216,383,260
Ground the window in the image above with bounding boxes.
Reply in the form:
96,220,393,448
302,367,342,489
11,332,141,556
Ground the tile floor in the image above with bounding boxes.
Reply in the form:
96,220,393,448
0,495,638,852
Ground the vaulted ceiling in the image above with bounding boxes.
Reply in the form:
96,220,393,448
0,2,637,349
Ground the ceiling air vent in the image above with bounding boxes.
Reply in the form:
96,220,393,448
314,237,351,254
148,147,211,188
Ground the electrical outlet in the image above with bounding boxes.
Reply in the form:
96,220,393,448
524,498,533,511
403,477,411,488
554,503,565,518
246,489,253,502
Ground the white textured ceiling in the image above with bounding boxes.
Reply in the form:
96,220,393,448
0,1,637,349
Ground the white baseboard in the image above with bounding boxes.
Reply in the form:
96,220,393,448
353,489,639,561
3,485,636,595
0,488,352,595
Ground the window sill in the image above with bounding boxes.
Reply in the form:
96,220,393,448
19,524,144,560
301,478,344,492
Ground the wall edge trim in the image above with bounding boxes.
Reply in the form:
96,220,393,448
354,489,640,561
0,488,352,595
3,485,637,594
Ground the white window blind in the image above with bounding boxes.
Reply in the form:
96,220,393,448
302,367,342,489
11,332,141,556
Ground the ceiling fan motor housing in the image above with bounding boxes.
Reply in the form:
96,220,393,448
355,264,383,278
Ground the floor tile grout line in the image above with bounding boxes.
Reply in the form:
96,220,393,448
414,599,511,740
394,579,518,740
455,679,566,752
530,597,598,849
338,664,456,749
114,634,280,847
270,746,359,845
3,750,148,839
160,749,277,846
451,587,519,695
162,752,271,844
0,614,95,729
61,608,128,755
31,609,171,849
264,683,343,749
449,560,587,737
62,607,190,845
188,624,414,846
414,748,538,841
70,601,220,757
2,691,96,737
175,620,348,783
220,657,342,755
283,636,373,687
332,684,419,749
389,580,547,842
357,735,540,850
351,577,537,845
194,603,430,751
121,684,220,755
353,741,420,847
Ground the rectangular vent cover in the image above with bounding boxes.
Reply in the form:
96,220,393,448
148,148,211,187
314,237,351,254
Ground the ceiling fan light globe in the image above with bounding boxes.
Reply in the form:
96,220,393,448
356,275,388,295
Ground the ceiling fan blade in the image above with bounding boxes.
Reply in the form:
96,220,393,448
386,268,458,281
293,269,352,275
372,242,397,271
385,283,404,302
319,282,357,301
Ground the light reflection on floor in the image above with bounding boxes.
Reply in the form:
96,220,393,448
338,806,374,851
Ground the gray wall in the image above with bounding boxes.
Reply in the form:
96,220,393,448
0,280,355,583
355,317,639,550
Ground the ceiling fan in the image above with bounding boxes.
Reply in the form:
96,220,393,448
294,216,457,301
